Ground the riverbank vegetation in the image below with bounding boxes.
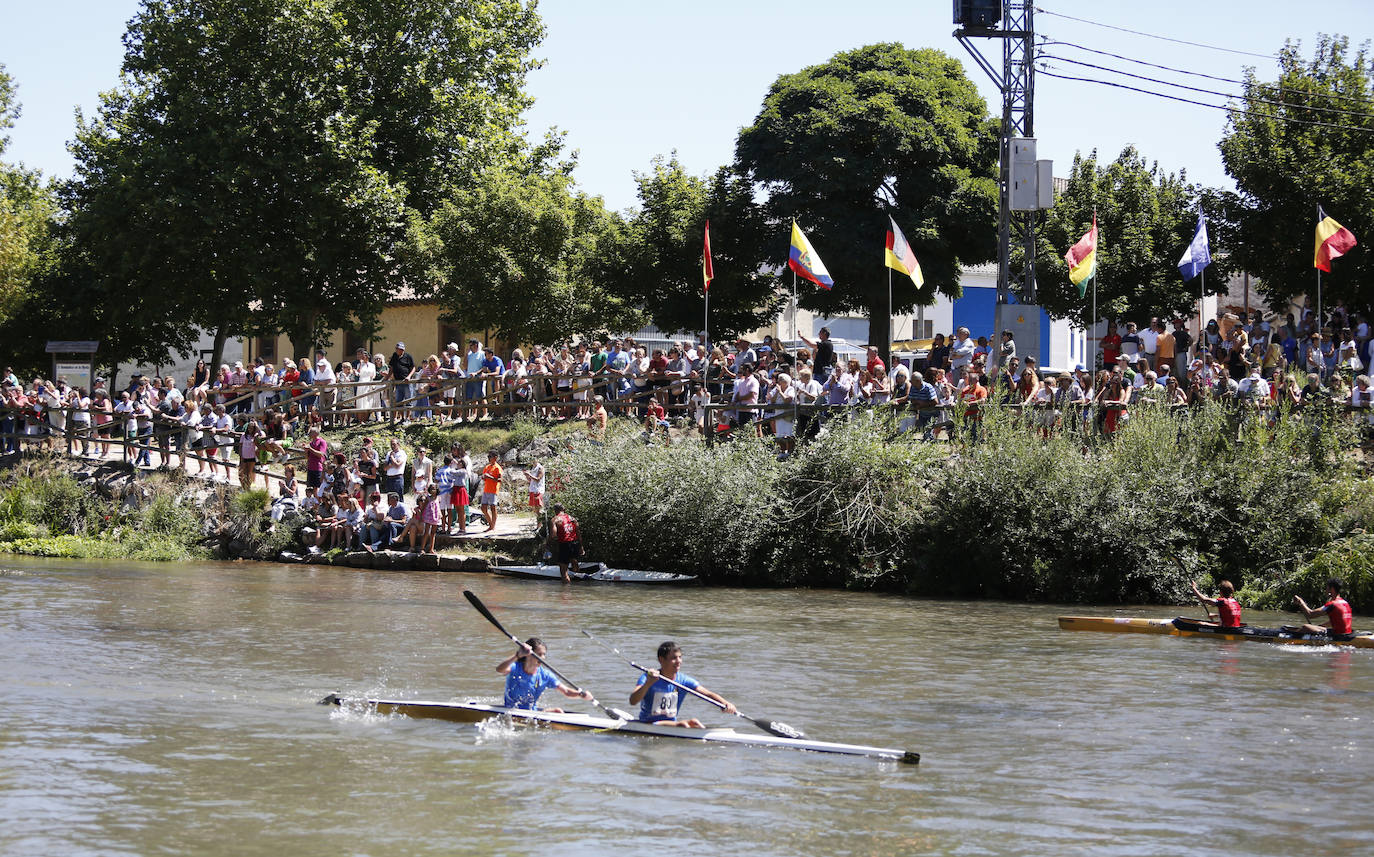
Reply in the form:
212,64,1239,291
553,401,1373,609
0,457,206,561
3,403,1372,611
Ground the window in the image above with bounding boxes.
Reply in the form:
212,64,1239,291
256,336,277,362
913,320,934,340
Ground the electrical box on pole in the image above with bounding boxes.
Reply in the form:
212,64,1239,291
955,1,1047,305
953,0,1002,29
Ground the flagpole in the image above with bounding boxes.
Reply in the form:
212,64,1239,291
887,266,893,359
792,269,798,345
1091,208,1098,371
704,290,709,354
1317,205,1324,329
1198,267,1204,366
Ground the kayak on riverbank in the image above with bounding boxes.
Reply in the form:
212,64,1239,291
491,561,697,584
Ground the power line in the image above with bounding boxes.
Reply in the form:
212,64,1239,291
1037,67,1374,134
1035,6,1277,60
1040,54,1374,122
1042,39,1374,108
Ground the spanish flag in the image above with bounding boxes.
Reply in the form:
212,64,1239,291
789,221,833,290
885,216,924,287
1315,207,1357,272
1064,215,1098,297
702,220,714,292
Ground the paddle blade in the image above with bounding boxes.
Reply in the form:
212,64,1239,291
756,718,805,739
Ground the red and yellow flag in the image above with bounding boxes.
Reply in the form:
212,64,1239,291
702,221,714,292
1315,207,1357,272
1064,214,1098,297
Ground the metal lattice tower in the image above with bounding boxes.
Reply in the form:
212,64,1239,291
956,1,1038,304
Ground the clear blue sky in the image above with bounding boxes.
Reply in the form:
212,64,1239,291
2,1,1370,212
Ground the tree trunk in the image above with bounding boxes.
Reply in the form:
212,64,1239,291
210,324,230,376
868,305,892,367
287,311,318,366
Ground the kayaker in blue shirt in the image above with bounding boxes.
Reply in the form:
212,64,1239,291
629,641,736,728
498,637,592,712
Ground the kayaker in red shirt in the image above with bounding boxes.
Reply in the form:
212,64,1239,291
1293,578,1355,638
1191,579,1242,628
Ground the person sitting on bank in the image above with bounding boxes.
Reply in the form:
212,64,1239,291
629,640,737,728
1190,579,1242,628
1292,578,1355,639
498,637,592,712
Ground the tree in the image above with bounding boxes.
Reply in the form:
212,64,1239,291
609,155,782,339
59,0,545,365
426,161,643,344
0,64,58,338
1034,147,1215,326
734,43,999,357
1219,35,1373,313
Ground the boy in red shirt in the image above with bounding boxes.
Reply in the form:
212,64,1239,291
550,503,582,582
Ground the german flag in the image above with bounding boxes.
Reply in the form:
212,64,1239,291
1315,207,1357,272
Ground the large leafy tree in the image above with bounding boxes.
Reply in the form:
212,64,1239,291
425,159,643,344
59,0,544,365
0,65,57,334
609,155,782,339
1219,35,1373,313
734,43,999,355
1035,147,1215,326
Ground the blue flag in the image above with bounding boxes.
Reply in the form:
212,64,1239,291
1177,211,1211,281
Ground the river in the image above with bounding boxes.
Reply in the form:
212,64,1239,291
0,557,1369,856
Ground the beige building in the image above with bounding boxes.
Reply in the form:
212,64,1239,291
243,300,512,370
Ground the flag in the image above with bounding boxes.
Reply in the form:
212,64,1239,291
1064,215,1098,297
1177,211,1211,281
788,221,834,289
1315,206,1357,272
884,216,924,287
702,220,714,292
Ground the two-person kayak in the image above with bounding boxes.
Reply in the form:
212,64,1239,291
1058,616,1374,648
319,695,918,763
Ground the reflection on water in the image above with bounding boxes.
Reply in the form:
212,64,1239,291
0,556,1371,856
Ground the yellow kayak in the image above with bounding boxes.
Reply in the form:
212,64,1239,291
1058,616,1374,649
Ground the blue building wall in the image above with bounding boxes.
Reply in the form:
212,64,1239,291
950,288,1052,365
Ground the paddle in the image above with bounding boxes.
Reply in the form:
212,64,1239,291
581,629,805,739
462,589,624,721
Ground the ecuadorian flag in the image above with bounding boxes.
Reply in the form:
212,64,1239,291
1064,215,1098,297
789,221,833,290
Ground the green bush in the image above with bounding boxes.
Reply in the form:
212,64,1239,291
554,398,1363,602
231,488,270,516
1239,534,1374,613
0,520,43,542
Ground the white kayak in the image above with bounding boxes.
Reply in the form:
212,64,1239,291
492,562,697,584
320,696,918,764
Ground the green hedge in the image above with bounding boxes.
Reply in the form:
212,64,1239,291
552,400,1363,603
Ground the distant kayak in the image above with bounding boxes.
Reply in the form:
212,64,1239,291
492,562,697,584
1059,616,1374,648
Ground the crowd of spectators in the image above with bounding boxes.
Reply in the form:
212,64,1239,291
3,301,1372,486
